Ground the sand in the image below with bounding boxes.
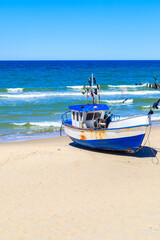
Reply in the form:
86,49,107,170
0,126,160,240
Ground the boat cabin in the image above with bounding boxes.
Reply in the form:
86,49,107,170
69,104,109,129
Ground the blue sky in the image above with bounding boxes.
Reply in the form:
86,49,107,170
0,0,160,60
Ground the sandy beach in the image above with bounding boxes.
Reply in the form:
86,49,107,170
0,126,160,240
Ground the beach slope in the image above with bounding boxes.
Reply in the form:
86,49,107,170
0,127,160,239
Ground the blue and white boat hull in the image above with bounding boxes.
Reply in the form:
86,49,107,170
64,115,151,153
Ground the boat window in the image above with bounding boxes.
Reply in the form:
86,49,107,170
73,111,75,120
94,112,101,119
86,113,93,120
76,112,79,121
80,112,83,121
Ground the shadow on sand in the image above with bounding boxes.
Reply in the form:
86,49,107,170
69,142,157,159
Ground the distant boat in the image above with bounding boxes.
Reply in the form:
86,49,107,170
62,74,151,153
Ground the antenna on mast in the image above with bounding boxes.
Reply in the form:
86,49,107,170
82,73,101,105
91,73,95,104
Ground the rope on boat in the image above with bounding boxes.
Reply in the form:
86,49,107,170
141,98,160,164
148,137,159,165
60,124,63,136
141,121,159,165
141,119,152,148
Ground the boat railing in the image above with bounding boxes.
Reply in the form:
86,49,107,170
111,115,120,121
61,111,72,124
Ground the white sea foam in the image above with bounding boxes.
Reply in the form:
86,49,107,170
0,90,159,99
141,105,152,109
101,90,160,96
67,85,96,89
30,121,61,127
7,88,24,93
103,99,133,104
142,105,160,110
120,114,160,121
0,92,82,98
67,86,83,89
151,114,160,121
13,121,61,128
68,84,148,89
108,83,147,88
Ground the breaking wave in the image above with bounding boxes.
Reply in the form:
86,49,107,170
67,83,148,90
67,85,84,89
151,114,160,121
12,121,61,128
108,83,147,88
103,99,133,104
67,85,96,89
0,121,61,130
140,105,160,110
0,92,82,98
141,105,152,109
101,90,160,96
0,90,159,99
0,87,58,93
7,88,24,93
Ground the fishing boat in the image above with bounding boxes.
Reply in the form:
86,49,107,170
61,74,155,153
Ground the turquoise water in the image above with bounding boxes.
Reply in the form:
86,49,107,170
0,60,160,142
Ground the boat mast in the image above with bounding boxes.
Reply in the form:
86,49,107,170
87,88,89,104
91,73,93,88
91,73,95,104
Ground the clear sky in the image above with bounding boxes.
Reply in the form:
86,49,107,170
1,0,160,60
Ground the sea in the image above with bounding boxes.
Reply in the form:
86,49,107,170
0,60,160,142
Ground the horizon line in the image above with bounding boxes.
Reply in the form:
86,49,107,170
0,59,160,61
